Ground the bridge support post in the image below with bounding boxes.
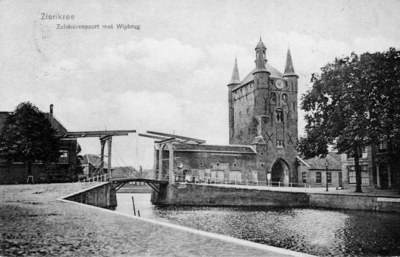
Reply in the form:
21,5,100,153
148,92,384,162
153,144,159,180
100,140,106,176
158,144,164,180
167,143,174,185
107,137,112,180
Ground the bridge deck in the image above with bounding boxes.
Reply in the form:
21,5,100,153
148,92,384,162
111,178,168,185
111,178,168,193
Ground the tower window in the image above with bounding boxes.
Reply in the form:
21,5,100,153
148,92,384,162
282,94,288,103
276,109,283,123
277,140,284,148
271,92,277,104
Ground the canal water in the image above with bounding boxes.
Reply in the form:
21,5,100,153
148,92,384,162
115,193,400,256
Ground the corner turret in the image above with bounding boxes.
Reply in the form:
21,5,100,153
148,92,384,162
283,48,298,78
227,58,241,142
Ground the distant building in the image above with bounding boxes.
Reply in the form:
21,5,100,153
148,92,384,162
341,143,398,191
0,105,78,184
81,154,107,178
298,153,342,187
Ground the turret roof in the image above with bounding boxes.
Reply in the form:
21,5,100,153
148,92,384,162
284,48,297,77
228,58,241,85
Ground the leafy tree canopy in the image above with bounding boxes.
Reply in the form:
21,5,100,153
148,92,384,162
298,48,400,192
0,102,60,164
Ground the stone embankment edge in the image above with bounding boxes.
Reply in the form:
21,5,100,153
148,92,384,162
58,189,315,257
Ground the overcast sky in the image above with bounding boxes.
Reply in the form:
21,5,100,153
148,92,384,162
1,0,399,169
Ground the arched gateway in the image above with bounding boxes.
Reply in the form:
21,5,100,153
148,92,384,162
270,158,290,186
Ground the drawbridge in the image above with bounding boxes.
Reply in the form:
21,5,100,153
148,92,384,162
65,130,205,193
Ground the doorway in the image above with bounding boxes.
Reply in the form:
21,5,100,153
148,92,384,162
379,162,389,189
270,158,290,186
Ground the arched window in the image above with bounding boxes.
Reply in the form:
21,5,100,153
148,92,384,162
276,109,283,123
282,94,288,104
271,92,277,104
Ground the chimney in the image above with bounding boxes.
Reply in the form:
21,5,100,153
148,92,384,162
50,104,53,117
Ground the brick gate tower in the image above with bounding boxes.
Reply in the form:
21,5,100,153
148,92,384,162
227,38,299,185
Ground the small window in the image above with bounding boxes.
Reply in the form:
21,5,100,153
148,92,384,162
233,163,237,167
316,172,322,184
379,139,387,153
59,150,69,164
276,109,283,123
261,163,264,167
327,172,332,184
12,157,24,164
277,140,284,148
293,102,296,111
347,165,369,185
302,172,306,183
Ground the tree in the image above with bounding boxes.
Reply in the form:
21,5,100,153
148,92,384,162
0,102,60,176
299,48,400,193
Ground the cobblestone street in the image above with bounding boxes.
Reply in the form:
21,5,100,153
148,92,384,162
0,183,310,257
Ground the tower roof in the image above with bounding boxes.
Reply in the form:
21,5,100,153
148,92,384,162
234,64,283,91
255,37,266,51
283,48,297,77
228,58,241,85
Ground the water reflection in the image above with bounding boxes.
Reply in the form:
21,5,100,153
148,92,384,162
116,194,400,256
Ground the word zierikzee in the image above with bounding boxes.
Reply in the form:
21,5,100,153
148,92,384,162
41,13,74,20
116,24,140,30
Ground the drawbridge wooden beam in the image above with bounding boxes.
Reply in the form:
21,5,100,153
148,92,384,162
63,130,136,138
138,133,170,140
146,131,206,144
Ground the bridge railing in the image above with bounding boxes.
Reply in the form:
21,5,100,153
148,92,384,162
79,173,109,183
170,175,339,192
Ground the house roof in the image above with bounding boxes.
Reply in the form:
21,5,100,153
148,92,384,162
45,114,68,134
304,152,342,170
81,154,107,167
173,143,257,154
0,111,68,135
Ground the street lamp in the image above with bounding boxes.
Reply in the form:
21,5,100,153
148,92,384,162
325,160,329,192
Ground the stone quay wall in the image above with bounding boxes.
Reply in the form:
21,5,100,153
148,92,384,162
65,182,117,209
152,184,310,207
152,184,400,212
309,193,400,212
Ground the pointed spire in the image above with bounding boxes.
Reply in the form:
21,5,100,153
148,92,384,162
284,48,297,77
254,38,267,73
229,57,241,85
